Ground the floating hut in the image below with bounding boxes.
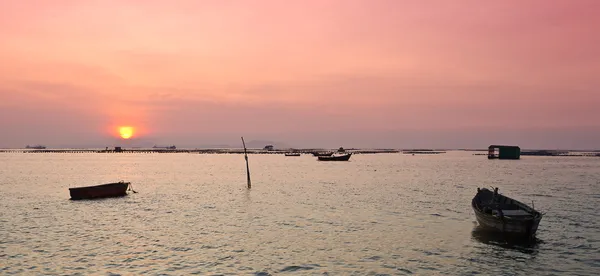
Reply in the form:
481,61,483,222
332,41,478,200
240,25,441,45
488,145,520,160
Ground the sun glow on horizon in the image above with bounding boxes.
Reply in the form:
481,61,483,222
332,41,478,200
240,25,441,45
119,126,134,139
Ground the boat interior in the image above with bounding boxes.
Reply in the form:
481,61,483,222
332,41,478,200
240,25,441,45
474,188,539,218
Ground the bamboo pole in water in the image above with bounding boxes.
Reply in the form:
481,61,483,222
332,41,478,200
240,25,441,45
241,137,251,189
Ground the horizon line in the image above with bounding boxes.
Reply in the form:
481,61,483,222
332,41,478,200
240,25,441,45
1,147,600,152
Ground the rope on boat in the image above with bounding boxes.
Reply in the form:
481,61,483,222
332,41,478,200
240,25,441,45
128,183,138,193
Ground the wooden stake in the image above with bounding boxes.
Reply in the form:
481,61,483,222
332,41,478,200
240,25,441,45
241,137,251,189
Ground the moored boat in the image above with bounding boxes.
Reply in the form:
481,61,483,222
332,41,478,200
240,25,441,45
472,187,542,238
284,153,301,156
69,181,133,200
317,153,352,161
312,152,334,157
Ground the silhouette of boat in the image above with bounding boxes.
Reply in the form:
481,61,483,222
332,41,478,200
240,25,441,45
153,145,176,150
312,152,334,157
69,181,133,200
284,153,301,156
25,145,46,149
472,187,542,238
318,153,352,161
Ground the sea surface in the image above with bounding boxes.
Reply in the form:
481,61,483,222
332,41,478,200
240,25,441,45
0,152,598,275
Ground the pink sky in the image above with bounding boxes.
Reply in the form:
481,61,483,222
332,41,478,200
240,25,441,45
1,0,599,149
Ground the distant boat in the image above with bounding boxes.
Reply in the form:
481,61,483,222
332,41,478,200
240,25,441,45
312,152,334,157
153,145,176,150
472,187,542,238
318,153,352,161
69,181,133,200
25,145,46,149
284,153,301,156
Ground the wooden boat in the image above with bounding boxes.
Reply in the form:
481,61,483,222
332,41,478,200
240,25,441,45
69,181,132,200
318,153,352,161
312,152,334,157
472,187,542,238
284,153,301,156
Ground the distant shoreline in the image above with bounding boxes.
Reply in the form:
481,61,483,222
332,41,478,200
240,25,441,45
0,148,599,155
0,148,399,154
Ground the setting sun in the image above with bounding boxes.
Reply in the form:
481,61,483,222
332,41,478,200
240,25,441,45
119,126,134,139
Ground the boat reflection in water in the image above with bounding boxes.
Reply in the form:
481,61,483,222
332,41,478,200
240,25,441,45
471,226,541,254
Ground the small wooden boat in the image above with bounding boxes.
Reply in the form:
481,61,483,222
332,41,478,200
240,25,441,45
472,187,542,238
318,153,352,161
69,181,132,200
312,152,334,157
284,153,301,156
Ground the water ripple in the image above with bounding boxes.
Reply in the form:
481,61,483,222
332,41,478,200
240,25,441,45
0,153,598,275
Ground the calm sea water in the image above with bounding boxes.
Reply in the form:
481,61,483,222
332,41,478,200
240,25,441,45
0,152,598,275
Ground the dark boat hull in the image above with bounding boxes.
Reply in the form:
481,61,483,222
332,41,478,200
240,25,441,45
318,153,352,161
472,188,542,238
473,206,542,236
69,182,131,200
